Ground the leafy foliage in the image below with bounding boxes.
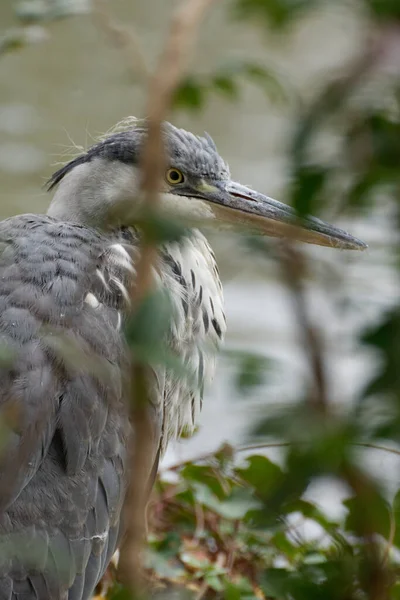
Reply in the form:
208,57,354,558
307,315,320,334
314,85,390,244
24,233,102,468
366,0,400,19
173,61,289,111
100,441,398,600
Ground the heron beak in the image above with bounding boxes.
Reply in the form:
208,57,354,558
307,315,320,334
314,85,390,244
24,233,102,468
196,180,367,250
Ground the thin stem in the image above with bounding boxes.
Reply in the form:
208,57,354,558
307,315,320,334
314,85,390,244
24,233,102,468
93,0,148,81
279,244,328,412
117,0,219,595
160,441,400,474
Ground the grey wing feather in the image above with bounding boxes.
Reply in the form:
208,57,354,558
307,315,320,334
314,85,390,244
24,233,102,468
0,214,137,600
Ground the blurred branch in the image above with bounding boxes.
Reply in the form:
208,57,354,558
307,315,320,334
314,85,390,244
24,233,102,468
159,442,291,474
278,240,390,599
139,0,219,212
93,0,148,81
342,464,390,600
159,441,400,475
116,0,219,595
279,244,328,412
291,27,388,167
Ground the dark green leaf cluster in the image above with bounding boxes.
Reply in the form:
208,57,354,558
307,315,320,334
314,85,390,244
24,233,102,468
124,291,192,382
231,0,324,28
232,0,400,27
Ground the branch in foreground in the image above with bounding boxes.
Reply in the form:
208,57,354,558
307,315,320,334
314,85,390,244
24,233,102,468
117,0,219,595
278,241,389,599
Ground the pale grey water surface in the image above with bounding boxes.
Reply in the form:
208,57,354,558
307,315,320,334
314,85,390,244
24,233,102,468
1,0,399,520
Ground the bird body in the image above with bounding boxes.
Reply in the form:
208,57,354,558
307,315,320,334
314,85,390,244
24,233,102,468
0,121,365,599
0,211,224,598
0,215,130,600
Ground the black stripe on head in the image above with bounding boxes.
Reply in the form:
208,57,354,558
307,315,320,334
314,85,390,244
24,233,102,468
46,121,228,192
46,130,144,191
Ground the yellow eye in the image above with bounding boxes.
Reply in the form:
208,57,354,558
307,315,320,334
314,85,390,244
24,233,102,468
166,168,184,185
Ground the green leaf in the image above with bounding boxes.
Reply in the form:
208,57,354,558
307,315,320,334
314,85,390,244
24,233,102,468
224,578,257,599
214,487,262,519
125,290,172,348
292,164,328,216
140,208,188,244
344,493,391,540
391,583,400,600
242,62,289,104
346,168,400,209
204,573,224,591
107,583,134,600
190,481,224,512
149,531,181,557
145,547,185,579
260,567,292,598
173,77,206,111
284,498,338,531
234,351,270,392
181,464,228,499
224,581,242,600
361,308,400,402
186,477,261,520
236,455,284,499
366,0,400,19
212,75,240,100
232,0,322,28
270,530,298,557
124,291,195,382
212,59,288,104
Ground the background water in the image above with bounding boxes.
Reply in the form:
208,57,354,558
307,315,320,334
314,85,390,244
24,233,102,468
1,0,398,518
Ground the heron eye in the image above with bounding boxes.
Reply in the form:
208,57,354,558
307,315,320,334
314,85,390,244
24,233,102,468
166,168,184,185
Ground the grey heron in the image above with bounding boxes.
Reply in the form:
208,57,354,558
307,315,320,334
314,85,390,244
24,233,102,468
0,121,366,600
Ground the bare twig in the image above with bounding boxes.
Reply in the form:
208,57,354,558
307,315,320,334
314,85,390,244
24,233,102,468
277,240,389,599
194,581,209,600
194,501,205,539
354,442,400,458
139,0,218,216
342,464,390,600
159,441,291,474
117,0,219,595
159,441,400,474
93,0,148,81
278,243,328,412
194,553,225,600
226,520,239,574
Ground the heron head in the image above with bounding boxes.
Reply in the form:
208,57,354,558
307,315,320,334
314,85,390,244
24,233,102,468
47,120,366,250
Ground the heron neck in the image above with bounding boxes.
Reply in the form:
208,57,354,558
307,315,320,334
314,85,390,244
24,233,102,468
47,159,140,230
